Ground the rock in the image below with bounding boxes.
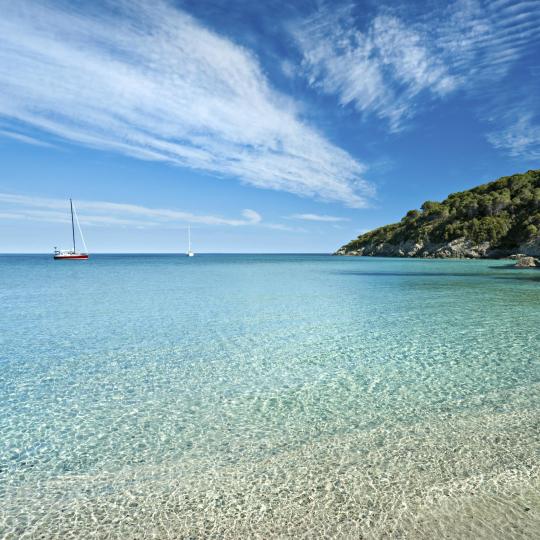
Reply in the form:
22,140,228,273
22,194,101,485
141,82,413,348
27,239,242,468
514,256,540,268
519,236,540,257
335,236,540,261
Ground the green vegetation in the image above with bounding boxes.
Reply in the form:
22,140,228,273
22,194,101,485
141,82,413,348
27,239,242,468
341,169,540,253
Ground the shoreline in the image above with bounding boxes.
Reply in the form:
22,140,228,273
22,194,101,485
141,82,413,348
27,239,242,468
334,252,540,267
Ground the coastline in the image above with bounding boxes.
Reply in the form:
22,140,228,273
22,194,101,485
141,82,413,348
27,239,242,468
333,251,540,267
333,239,540,267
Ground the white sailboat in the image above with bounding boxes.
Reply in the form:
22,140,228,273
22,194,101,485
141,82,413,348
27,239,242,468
187,225,194,257
54,199,89,260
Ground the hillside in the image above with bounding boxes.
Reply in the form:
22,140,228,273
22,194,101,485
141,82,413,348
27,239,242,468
336,169,540,258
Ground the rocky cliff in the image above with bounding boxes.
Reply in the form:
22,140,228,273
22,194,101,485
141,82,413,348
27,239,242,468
336,169,540,259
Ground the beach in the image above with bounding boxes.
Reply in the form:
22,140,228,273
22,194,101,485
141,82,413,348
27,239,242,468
1,254,539,538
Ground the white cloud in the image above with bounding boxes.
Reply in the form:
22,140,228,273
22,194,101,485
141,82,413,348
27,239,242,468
438,0,540,82
0,193,264,228
265,223,305,232
292,6,456,131
292,0,540,133
487,113,540,160
0,129,55,148
0,0,372,207
289,213,348,222
441,0,540,158
241,209,262,224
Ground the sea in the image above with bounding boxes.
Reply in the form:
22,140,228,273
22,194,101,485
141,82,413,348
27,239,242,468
0,254,539,538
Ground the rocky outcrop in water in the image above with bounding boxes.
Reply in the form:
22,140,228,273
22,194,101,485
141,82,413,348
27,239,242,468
513,255,540,268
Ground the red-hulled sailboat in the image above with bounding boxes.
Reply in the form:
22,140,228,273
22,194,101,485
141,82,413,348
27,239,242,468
54,199,89,260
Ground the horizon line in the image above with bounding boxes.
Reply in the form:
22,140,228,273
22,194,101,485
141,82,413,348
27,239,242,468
0,251,334,255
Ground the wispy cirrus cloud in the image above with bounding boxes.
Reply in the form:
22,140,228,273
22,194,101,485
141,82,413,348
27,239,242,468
437,0,540,85
0,129,55,148
487,112,540,161
0,0,372,207
292,5,457,131
441,0,540,158
289,213,349,222
0,193,263,228
292,0,540,136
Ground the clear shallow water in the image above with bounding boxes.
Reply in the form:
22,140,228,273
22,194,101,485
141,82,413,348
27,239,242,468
0,254,539,539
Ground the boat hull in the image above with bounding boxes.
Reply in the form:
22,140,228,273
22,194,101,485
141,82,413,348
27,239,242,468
54,254,89,260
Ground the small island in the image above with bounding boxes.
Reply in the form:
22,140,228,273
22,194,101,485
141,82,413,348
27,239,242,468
336,169,540,265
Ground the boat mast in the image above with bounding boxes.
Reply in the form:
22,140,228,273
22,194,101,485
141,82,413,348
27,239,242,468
70,198,76,253
188,225,191,253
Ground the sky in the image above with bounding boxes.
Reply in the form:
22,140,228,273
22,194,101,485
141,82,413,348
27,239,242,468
0,0,539,253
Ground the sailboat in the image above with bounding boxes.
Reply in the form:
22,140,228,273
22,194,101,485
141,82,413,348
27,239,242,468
186,225,194,257
54,199,89,260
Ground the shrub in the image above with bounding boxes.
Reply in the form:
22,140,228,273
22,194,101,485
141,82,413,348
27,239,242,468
340,169,540,253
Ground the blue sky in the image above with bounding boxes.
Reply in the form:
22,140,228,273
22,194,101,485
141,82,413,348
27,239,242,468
0,0,539,253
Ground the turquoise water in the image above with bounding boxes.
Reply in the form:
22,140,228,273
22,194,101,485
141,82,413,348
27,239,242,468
0,254,539,538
